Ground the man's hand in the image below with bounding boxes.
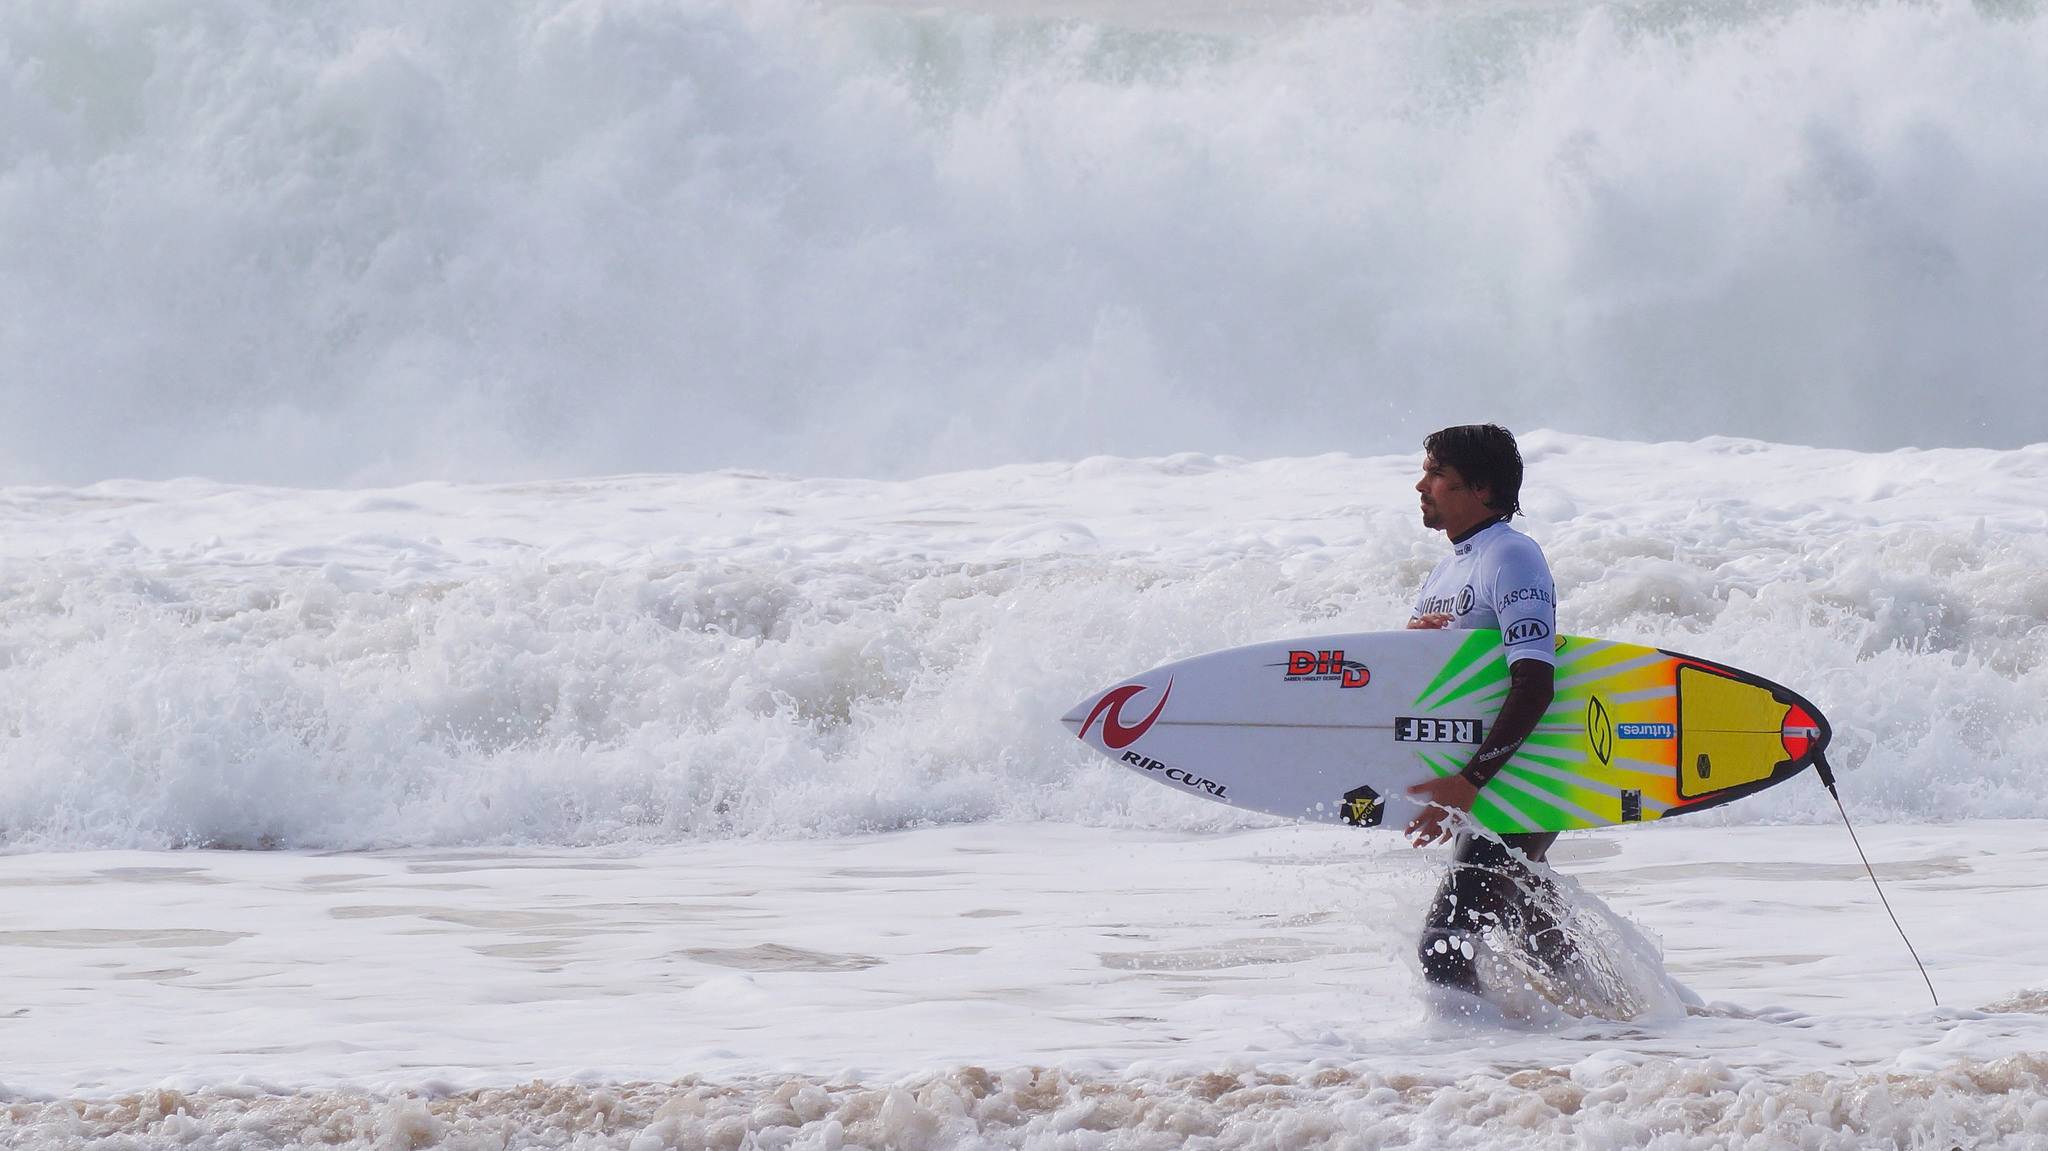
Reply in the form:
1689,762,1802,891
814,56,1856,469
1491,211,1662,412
1407,613,1452,630
1405,773,1478,846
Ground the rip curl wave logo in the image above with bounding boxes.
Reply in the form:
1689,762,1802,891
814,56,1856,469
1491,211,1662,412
1079,680,1173,750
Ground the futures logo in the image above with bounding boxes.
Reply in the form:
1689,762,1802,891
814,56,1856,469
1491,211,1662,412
1079,681,1172,750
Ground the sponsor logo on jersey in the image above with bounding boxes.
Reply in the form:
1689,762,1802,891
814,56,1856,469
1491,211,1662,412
1455,585,1475,616
1499,586,1554,608
1587,696,1614,765
1079,681,1172,750
1394,717,1486,744
1617,722,1677,740
1503,619,1551,645
1277,650,1371,689
1120,750,1227,799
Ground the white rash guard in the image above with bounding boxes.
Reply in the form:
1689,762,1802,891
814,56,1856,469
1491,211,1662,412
1411,518,1557,667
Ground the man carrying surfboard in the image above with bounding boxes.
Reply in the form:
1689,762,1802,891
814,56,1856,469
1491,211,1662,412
1401,424,1571,996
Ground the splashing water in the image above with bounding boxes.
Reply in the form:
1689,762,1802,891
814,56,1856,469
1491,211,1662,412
3,0,2046,484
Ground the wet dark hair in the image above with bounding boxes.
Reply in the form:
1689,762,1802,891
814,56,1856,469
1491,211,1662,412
1423,424,1524,516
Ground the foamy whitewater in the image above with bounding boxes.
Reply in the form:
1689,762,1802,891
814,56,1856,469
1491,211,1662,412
6,0,2048,1146
4,0,2048,483
4,434,2048,1147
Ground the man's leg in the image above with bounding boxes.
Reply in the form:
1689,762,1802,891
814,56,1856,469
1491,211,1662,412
1417,830,1561,992
1511,836,1577,977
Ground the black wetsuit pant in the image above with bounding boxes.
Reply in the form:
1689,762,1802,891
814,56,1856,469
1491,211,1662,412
1417,830,1569,993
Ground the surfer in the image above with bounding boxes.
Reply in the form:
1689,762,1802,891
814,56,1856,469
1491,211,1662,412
1401,424,1572,996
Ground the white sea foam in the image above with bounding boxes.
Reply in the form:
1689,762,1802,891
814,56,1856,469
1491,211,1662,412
3,0,2046,484
3,823,2048,1146
6,1,2044,1140
9,1055,2048,1151
1,433,2043,851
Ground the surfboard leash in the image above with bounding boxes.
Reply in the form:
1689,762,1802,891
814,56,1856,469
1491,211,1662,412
1814,751,1939,1007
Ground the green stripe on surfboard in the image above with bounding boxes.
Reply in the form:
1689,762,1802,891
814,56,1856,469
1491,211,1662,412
1413,630,1503,709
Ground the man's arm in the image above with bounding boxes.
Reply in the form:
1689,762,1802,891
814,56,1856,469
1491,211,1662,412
1457,659,1555,789
1466,537,1558,788
1407,539,1558,844
1403,659,1554,844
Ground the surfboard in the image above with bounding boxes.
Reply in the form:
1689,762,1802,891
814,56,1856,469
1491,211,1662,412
1060,629,1831,833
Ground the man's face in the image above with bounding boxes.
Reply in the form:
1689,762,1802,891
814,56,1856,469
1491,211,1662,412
1416,453,1494,535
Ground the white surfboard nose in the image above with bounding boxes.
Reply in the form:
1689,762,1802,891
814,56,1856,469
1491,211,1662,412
1059,678,1176,749
1059,682,1143,731
1060,687,1112,732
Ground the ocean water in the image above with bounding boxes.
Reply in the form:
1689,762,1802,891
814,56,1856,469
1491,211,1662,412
5,0,2048,1147
3,436,2046,1147
6,824,2048,1148
3,0,2047,484
2,433,2045,852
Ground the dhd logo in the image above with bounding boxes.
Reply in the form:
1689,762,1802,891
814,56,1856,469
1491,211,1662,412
1282,650,1371,688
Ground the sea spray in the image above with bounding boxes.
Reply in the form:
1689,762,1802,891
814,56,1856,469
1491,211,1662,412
1,436,2043,851
3,0,2046,483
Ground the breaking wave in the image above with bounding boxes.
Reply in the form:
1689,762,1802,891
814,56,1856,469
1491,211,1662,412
2,436,2044,851
3,0,2046,484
